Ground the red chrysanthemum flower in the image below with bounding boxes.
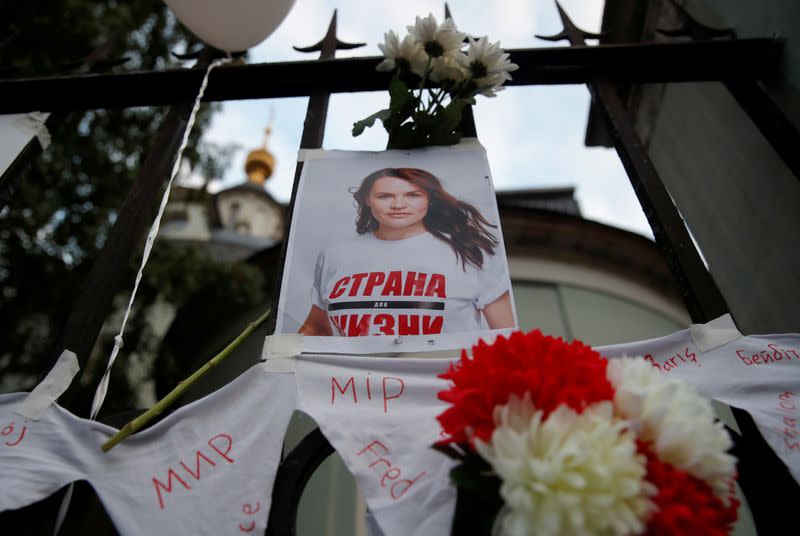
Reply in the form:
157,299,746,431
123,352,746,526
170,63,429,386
436,330,614,444
640,443,739,536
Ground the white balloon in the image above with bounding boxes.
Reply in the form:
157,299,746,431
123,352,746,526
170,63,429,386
164,0,296,53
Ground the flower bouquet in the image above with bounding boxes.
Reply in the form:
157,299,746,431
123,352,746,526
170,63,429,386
436,330,740,535
353,14,518,149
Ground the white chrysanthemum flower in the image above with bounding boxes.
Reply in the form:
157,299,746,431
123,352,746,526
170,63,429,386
457,37,519,97
475,396,654,536
376,30,427,76
429,56,468,86
607,357,737,499
406,14,466,61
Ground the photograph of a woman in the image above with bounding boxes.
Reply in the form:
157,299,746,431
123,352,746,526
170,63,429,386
299,167,514,336
275,147,517,345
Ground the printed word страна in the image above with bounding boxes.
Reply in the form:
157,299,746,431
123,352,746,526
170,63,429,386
356,440,426,500
331,374,405,413
152,433,234,509
329,271,446,299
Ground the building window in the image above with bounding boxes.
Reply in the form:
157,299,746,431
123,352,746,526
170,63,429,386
512,281,686,346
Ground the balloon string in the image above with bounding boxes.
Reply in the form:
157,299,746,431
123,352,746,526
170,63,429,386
88,57,229,421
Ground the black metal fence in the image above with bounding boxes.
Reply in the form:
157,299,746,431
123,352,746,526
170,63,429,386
1,2,798,534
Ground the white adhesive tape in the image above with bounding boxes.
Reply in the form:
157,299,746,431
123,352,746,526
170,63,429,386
261,334,303,373
689,314,743,352
13,111,51,150
16,350,79,420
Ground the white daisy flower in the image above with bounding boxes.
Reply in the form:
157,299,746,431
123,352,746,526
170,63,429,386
475,396,655,536
376,30,427,76
457,37,519,97
429,56,468,87
607,357,737,500
406,14,466,61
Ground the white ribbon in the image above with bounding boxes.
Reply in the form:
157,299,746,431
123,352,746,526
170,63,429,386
89,57,229,420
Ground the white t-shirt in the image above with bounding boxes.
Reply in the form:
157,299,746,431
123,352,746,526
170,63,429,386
310,232,510,336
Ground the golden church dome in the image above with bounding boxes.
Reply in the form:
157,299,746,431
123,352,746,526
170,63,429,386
245,148,274,185
244,125,275,185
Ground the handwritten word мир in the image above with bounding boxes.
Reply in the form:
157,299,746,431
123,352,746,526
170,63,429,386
152,433,234,509
331,373,405,413
356,440,426,500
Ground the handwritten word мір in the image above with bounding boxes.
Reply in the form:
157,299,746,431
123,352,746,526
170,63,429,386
331,374,405,413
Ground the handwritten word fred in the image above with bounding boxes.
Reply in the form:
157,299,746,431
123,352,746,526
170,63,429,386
331,374,405,413
356,440,426,500
152,433,234,510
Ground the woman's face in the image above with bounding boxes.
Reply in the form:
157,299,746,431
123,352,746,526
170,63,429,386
367,176,430,231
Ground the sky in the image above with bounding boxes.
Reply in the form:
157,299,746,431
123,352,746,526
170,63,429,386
194,0,654,238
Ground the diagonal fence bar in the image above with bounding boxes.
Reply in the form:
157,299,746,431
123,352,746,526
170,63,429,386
51,49,217,406
539,2,800,534
263,12,363,532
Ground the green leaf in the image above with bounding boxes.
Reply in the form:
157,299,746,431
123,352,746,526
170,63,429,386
352,109,391,137
426,99,468,145
385,78,419,131
387,122,416,149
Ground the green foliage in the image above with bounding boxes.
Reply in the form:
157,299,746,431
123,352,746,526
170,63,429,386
0,1,250,411
353,77,473,149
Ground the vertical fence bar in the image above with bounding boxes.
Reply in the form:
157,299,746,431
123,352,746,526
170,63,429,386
265,10,365,533
265,10,364,334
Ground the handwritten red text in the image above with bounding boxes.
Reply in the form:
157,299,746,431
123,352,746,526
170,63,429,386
331,374,405,413
238,501,261,533
356,440,426,500
737,343,799,366
777,392,799,453
644,346,699,373
152,433,234,509
1,421,27,447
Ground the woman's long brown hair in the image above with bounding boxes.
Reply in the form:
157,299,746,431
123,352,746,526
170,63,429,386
352,168,498,270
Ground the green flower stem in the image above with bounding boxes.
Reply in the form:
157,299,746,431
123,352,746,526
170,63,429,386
416,58,433,111
430,88,447,112
100,309,271,453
